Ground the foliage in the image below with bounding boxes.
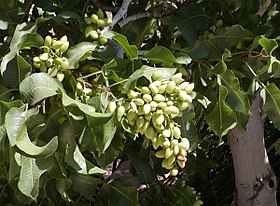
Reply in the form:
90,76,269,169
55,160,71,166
1,0,280,205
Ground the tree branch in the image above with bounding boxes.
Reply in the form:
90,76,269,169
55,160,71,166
109,0,132,29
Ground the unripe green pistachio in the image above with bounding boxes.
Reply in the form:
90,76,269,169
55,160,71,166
104,18,112,25
184,83,194,92
184,94,193,104
60,59,69,71
179,138,190,150
143,104,151,114
117,106,125,121
162,139,170,148
60,35,68,43
39,53,49,61
145,126,155,140
179,82,189,90
152,70,162,81
122,102,130,111
83,88,92,95
144,113,152,120
167,101,174,106
44,35,52,47
215,19,223,28
60,42,69,52
158,102,167,109
136,116,145,129
171,73,184,84
177,154,187,161
130,101,138,111
143,94,152,102
179,149,187,157
138,121,150,134
173,145,179,155
127,110,137,122
170,168,179,176
174,86,181,93
99,37,108,45
169,106,179,115
52,40,63,50
173,126,181,139
33,56,41,63
127,90,139,99
141,86,151,94
134,98,145,106
167,154,176,166
166,81,176,93
56,72,65,82
150,101,158,111
84,17,92,24
149,83,159,94
76,82,83,90
162,159,173,170
155,114,165,125
85,26,95,38
153,94,165,102
107,101,117,113
178,101,189,111
165,147,173,159
54,57,63,65
153,123,165,131
96,19,107,27
89,30,99,40
177,160,186,169
152,141,159,149
90,14,99,23
162,129,171,138
155,150,166,158
128,118,135,126
96,9,104,19
171,139,178,147
40,62,47,72
34,62,41,68
158,84,167,94
178,90,188,101
80,51,93,61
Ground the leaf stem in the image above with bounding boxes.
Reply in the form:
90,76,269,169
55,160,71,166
80,70,102,79
109,79,128,88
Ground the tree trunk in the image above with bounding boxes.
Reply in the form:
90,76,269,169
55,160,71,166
228,93,277,206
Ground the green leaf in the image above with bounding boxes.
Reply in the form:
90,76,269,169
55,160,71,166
17,33,44,49
2,54,31,88
171,185,203,206
206,85,237,137
262,83,280,129
89,118,116,155
122,65,177,93
127,151,155,184
1,22,36,74
65,144,106,174
60,91,114,127
69,171,103,196
219,70,250,114
67,42,97,69
209,60,227,75
18,156,52,200
185,25,254,58
258,36,278,56
20,73,64,105
143,46,191,65
55,179,73,203
5,106,58,158
106,178,139,206
105,31,138,59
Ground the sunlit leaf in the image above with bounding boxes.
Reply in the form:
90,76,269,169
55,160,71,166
20,73,64,105
262,83,280,129
18,156,52,200
5,106,58,158
206,85,237,137
65,144,106,174
258,36,278,56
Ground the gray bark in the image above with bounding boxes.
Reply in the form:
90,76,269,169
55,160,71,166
228,93,277,206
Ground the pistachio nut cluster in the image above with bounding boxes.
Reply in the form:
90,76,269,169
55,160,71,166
33,35,70,82
117,71,194,176
84,9,112,45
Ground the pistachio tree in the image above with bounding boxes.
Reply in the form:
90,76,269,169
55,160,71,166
0,0,279,205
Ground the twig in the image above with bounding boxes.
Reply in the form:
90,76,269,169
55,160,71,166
109,0,132,29
118,11,151,27
192,54,267,63
91,0,119,12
